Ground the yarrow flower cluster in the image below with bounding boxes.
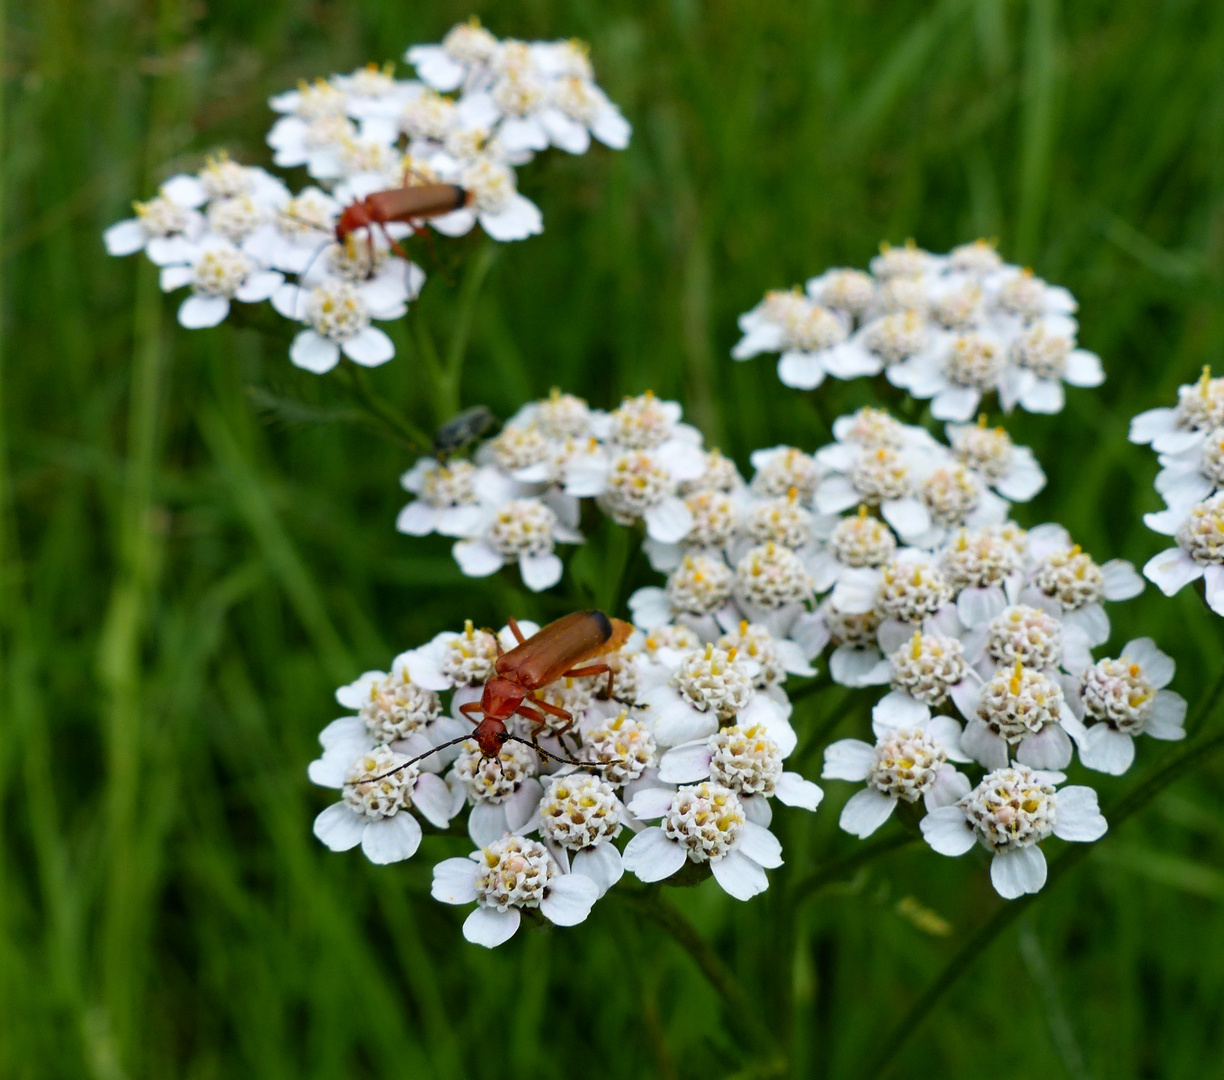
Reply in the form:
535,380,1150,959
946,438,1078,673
735,240,1105,416
1133,368,1224,615
104,20,629,371
378,379,1168,910
308,605,822,945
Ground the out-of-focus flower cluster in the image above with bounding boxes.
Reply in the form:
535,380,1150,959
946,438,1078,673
734,239,1105,417
1132,367,1224,615
309,613,821,947
102,19,629,373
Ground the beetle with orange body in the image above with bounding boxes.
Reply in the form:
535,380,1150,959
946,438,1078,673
370,610,635,781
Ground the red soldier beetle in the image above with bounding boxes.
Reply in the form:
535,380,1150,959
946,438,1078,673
286,178,471,292
333,182,471,263
364,611,635,782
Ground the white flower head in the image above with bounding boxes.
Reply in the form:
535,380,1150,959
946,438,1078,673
891,330,1006,422
658,723,823,816
272,277,405,373
921,765,1106,899
1131,367,1224,454
814,443,935,543
750,446,821,500
158,237,284,330
823,712,968,838
805,268,876,323
312,745,456,865
431,835,600,948
580,709,657,787
104,175,208,264
1000,316,1104,415
889,631,970,707
869,239,939,281
745,490,816,550
945,418,1046,501
876,556,953,626
733,289,859,390
958,659,1075,770
1062,638,1187,775
623,782,783,900
1143,492,1224,614
397,458,511,539
567,443,703,544
452,497,581,592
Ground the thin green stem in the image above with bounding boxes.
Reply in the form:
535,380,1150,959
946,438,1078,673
791,832,918,907
614,889,782,1065
440,240,497,412
344,364,432,451
860,679,1224,1079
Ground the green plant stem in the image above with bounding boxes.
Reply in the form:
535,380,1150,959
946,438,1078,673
614,889,781,1064
791,832,918,907
860,675,1224,1079
343,364,432,451
440,241,497,413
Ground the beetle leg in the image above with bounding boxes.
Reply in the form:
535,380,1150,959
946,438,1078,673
561,663,610,679
377,220,412,261
528,695,575,740
507,616,526,645
458,701,484,725
514,702,550,743
561,663,631,704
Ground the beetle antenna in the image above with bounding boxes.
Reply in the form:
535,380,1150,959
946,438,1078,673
504,734,621,771
359,735,472,785
293,236,336,320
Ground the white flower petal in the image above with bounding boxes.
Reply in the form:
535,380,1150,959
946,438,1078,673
643,498,694,544
360,814,422,864
777,351,827,390
621,827,688,882
290,330,341,373
991,846,1048,899
431,857,479,904
1146,691,1188,740
539,874,600,926
658,742,713,784
452,539,504,578
920,805,976,855
738,822,783,869
463,906,521,948
1143,548,1204,596
627,787,677,821
519,552,562,592
571,844,624,895
881,497,931,540
103,219,147,256
178,294,230,329
821,738,874,781
1053,785,1108,841
1078,724,1135,775
467,802,510,848
957,585,1007,628
1016,723,1073,770
961,719,1009,769
479,194,543,241
710,849,769,900
412,773,455,829
839,787,897,838
312,802,366,851
1120,637,1175,687
871,691,931,734
340,326,395,367
770,773,820,813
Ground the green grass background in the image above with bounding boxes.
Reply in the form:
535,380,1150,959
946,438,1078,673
2,0,1224,1077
